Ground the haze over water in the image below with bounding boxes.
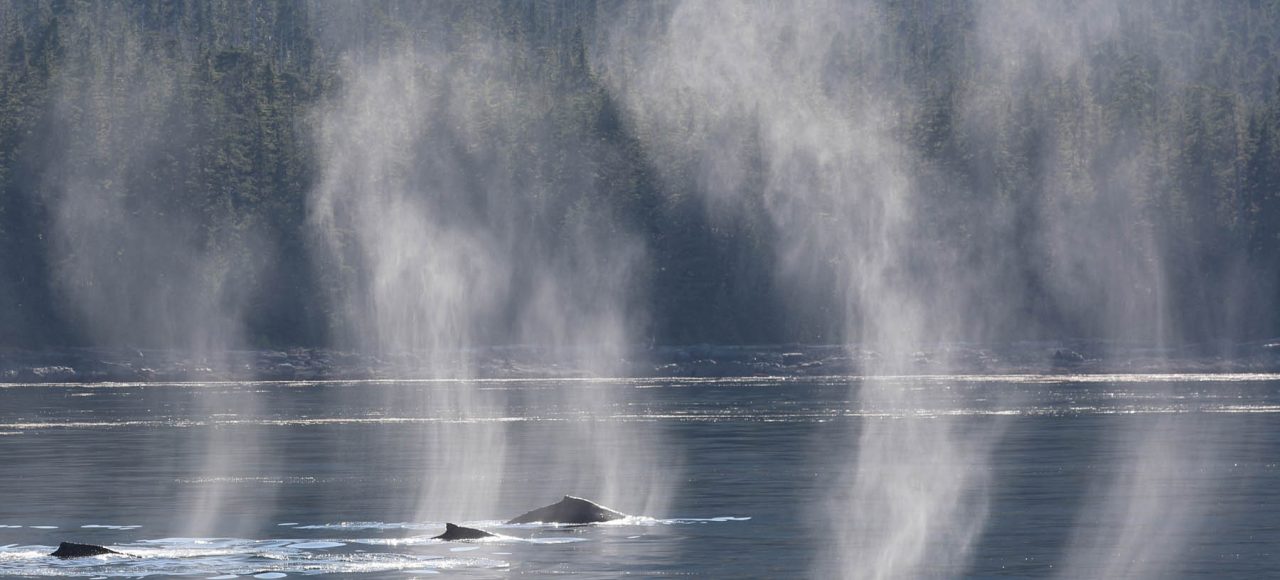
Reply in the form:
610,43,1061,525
2,1,1280,578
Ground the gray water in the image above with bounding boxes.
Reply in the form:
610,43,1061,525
0,375,1277,578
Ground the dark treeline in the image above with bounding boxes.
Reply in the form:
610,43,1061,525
2,1,1279,349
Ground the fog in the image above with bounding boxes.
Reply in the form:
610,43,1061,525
594,1,1267,576
308,5,671,522
0,1,1271,575
594,2,1002,576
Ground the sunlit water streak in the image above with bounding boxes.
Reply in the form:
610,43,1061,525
2,374,1278,434
6,371,1279,389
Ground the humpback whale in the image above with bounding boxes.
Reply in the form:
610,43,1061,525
506,496,627,525
49,542,128,559
432,523,496,541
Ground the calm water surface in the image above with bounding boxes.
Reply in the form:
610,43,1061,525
0,375,1277,578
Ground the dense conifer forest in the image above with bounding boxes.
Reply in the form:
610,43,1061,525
2,1,1280,349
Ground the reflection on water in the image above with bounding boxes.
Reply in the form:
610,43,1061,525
0,517,748,578
0,535,507,577
0,376,1278,577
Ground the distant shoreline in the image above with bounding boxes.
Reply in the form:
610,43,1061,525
4,342,1279,383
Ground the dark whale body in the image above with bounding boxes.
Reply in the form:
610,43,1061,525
50,542,125,559
506,495,628,525
432,523,496,541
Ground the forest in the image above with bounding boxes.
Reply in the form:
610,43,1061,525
2,0,1279,351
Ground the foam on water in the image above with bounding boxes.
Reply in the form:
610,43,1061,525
284,541,345,549
0,516,745,577
348,534,584,547
660,517,752,524
292,522,435,531
0,536,508,577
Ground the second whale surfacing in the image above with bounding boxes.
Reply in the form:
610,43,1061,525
506,496,628,525
49,542,129,559
432,523,497,541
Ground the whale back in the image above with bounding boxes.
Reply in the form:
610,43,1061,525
506,495,627,524
432,523,496,541
50,542,120,559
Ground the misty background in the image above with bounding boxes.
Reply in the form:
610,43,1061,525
1,0,1277,352
1,3,1277,579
